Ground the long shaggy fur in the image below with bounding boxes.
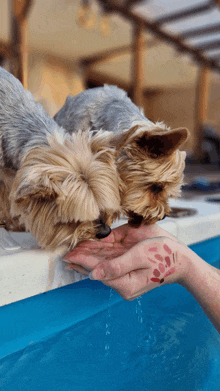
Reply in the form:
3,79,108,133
10,130,120,249
0,167,24,231
0,68,121,251
55,85,189,227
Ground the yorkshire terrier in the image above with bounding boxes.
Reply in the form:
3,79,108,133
54,85,189,227
0,68,121,252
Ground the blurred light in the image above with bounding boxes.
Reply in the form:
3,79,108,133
77,0,112,35
99,14,111,35
77,4,96,30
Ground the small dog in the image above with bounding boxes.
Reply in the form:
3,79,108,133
0,68,121,252
54,85,189,227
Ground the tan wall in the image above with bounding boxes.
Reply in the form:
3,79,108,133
146,87,196,153
147,73,220,154
207,77,220,133
28,50,86,116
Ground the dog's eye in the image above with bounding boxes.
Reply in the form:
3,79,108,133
151,184,163,194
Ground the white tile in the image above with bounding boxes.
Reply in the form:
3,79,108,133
1,198,220,307
0,246,86,307
175,213,220,245
157,220,178,237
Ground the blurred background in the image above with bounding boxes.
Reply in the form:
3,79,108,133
1,0,220,180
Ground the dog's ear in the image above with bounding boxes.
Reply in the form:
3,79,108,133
135,128,189,158
15,183,57,203
109,125,139,155
12,169,59,203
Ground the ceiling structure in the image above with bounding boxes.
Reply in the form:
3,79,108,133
1,0,220,90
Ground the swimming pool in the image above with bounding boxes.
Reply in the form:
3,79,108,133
0,236,219,391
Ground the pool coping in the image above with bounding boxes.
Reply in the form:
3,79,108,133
1,197,220,308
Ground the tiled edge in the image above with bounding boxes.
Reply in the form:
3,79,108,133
0,249,86,307
156,220,178,237
175,212,220,245
1,203,220,307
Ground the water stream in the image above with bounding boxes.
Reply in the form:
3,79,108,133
136,296,143,324
105,288,114,355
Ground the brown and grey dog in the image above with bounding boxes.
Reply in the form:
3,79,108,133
0,68,121,252
54,85,189,228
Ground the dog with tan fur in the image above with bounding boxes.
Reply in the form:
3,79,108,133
55,85,189,228
0,68,121,252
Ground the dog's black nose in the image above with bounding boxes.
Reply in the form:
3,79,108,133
95,220,112,239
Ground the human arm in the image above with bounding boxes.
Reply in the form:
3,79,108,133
180,252,220,333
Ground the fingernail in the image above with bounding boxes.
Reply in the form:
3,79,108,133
88,271,94,280
91,267,105,280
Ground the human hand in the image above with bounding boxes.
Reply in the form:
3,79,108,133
64,224,191,299
92,237,190,300
64,223,175,275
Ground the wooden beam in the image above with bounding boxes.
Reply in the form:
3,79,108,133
155,1,214,25
125,0,143,6
181,23,220,39
82,43,133,67
81,37,158,67
194,39,220,52
10,0,32,89
208,54,220,60
132,22,145,107
194,66,210,161
0,41,13,58
98,0,220,72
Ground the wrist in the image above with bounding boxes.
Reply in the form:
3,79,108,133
178,248,206,289
175,245,199,286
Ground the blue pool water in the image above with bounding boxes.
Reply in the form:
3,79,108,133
0,237,220,391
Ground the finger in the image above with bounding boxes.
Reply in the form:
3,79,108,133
102,268,160,300
65,244,130,263
64,253,101,270
65,248,102,260
65,264,90,275
71,241,106,250
91,242,152,281
101,272,137,299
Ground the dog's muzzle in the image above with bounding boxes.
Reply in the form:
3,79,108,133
95,219,112,239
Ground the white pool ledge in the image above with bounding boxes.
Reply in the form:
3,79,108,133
1,198,220,307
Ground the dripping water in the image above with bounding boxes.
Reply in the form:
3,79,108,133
136,296,143,324
105,288,114,356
